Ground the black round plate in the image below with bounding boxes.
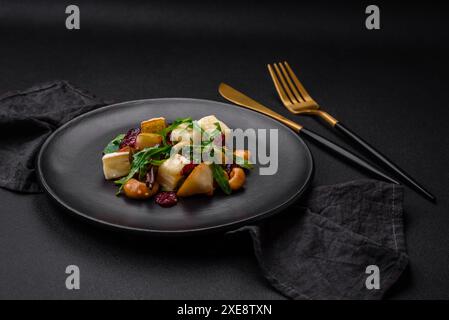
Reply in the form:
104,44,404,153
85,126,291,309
37,98,313,235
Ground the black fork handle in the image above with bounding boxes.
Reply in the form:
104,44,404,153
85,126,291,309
334,122,435,202
299,128,400,186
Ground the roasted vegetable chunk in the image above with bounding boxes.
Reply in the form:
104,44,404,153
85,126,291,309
141,117,166,133
135,133,163,150
177,163,214,197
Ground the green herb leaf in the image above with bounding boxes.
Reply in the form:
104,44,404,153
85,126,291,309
234,155,254,170
138,164,148,181
149,159,166,166
214,122,222,132
211,163,231,195
103,134,125,154
114,145,171,194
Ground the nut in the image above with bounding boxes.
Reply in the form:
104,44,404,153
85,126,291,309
228,167,246,191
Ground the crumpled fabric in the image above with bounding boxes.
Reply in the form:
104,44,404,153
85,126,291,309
233,180,408,300
0,81,110,192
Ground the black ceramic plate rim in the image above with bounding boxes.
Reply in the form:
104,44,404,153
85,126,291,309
37,98,314,235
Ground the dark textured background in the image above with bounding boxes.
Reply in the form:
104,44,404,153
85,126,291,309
0,0,448,299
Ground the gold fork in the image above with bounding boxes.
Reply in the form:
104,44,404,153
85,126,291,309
268,62,338,126
268,61,435,202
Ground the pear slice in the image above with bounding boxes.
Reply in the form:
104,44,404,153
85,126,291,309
177,163,214,197
141,117,166,133
102,151,131,180
135,133,162,150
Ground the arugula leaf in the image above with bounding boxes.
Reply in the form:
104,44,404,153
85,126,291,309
234,155,254,170
168,117,193,131
114,145,171,194
103,134,125,154
138,164,148,181
214,122,222,132
149,159,166,166
211,163,231,195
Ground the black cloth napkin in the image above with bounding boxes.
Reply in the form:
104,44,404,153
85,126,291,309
0,82,408,299
0,81,110,192
234,179,408,299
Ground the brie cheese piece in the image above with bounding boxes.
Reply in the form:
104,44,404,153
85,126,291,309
102,151,131,180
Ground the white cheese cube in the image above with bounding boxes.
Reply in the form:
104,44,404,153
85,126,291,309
102,151,131,180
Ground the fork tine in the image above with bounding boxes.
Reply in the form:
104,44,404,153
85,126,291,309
283,61,312,101
268,64,293,107
272,63,299,104
278,62,305,103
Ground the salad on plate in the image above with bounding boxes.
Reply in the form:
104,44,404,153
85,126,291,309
102,115,252,207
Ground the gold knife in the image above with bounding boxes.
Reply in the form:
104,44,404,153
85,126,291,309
218,83,399,185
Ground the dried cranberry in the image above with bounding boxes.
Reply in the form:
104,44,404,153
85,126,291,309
120,128,141,148
181,163,197,176
155,192,178,207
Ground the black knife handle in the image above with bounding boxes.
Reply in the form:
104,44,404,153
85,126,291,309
299,128,399,185
334,122,435,201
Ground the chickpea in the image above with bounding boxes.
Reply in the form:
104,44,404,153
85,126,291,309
234,149,251,162
123,179,159,199
228,167,246,191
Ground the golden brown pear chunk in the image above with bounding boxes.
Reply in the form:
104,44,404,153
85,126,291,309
135,133,162,150
177,163,214,197
141,117,166,133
